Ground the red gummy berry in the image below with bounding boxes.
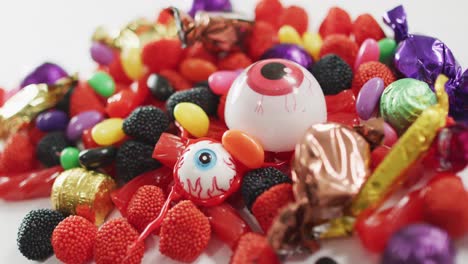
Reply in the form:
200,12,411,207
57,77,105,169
159,200,211,262
127,185,165,233
247,21,278,60
278,6,308,34
179,58,218,83
218,52,252,71
422,174,468,238
70,82,106,117
183,42,217,64
325,89,356,114
319,7,353,38
255,0,283,28
95,218,144,264
159,69,192,91
202,203,251,250
231,232,280,264
108,54,133,85
319,34,358,68
0,131,35,175
352,61,396,95
142,39,184,73
353,14,385,46
156,9,172,25
111,167,172,216
52,216,97,264
252,183,294,232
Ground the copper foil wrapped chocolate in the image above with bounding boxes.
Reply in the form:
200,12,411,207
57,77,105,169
169,7,253,52
268,123,371,254
0,76,77,139
384,5,467,121
51,168,116,225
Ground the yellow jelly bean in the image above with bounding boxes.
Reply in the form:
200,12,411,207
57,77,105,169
174,102,209,138
303,32,323,61
278,25,303,46
121,47,145,80
91,118,125,146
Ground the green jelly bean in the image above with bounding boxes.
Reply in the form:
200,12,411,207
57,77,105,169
378,38,397,65
60,147,81,170
88,72,115,98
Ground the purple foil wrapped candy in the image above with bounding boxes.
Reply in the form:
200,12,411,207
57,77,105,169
384,5,467,121
21,62,68,88
188,0,232,17
382,224,455,264
261,44,314,69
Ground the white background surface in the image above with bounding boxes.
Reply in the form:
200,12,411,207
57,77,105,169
0,0,467,263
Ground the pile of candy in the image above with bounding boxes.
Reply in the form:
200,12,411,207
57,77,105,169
0,0,466,263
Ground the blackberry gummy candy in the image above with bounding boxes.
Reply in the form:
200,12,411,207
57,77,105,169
17,209,66,261
123,106,169,145
36,132,71,167
166,86,219,120
312,54,353,95
116,140,161,183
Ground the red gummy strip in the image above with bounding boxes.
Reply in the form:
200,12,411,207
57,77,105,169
0,166,63,201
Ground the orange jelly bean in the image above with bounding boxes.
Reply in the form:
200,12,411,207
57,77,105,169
179,58,217,82
222,130,264,169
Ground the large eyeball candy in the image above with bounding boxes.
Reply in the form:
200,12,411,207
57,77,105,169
224,59,327,152
174,139,240,206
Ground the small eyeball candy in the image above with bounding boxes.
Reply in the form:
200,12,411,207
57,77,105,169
224,59,327,152
174,138,240,206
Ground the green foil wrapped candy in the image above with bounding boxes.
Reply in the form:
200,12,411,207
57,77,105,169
380,78,437,134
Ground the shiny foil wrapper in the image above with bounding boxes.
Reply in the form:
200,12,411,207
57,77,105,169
92,18,178,50
384,5,467,121
51,168,116,225
350,75,449,216
267,123,371,254
169,7,253,52
0,76,77,139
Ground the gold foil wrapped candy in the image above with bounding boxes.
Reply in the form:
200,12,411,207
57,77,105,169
51,168,116,225
168,7,253,52
0,76,77,139
268,123,371,254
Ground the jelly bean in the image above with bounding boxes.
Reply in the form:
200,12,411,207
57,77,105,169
327,112,360,127
88,71,116,98
60,147,80,170
173,102,209,138
159,69,192,91
202,203,251,249
222,130,264,169
79,146,117,169
378,38,397,64
383,122,398,147
35,110,69,132
147,73,175,101
121,47,145,80
371,146,390,171
278,25,302,45
106,90,139,118
179,58,217,82
82,128,99,149
356,77,384,120
66,110,105,141
208,70,239,95
90,42,114,65
354,39,380,71
91,118,126,146
302,32,322,61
